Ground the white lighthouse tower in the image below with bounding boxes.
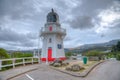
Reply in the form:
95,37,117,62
40,9,66,62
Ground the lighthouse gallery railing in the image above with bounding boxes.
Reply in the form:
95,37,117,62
40,27,66,35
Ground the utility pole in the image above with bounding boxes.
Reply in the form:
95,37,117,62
38,30,41,63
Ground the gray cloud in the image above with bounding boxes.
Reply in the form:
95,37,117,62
0,28,26,42
0,0,48,50
71,0,114,16
0,26,1,30
0,0,35,20
95,1,120,35
0,0,120,49
69,16,94,30
67,0,118,30
64,36,72,41
106,23,120,36
0,27,37,48
6,41,35,47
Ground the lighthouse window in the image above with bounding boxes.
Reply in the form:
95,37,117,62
58,44,62,49
53,14,57,22
49,38,52,43
47,14,57,22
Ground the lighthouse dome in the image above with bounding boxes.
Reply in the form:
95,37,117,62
47,9,59,23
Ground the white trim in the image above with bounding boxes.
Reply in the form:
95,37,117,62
0,57,39,70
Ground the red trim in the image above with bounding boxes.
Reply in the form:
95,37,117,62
40,57,66,61
48,48,52,59
59,57,66,60
49,26,52,31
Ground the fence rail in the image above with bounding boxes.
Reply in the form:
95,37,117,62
0,57,40,70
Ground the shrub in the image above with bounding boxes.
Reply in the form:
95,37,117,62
11,52,33,58
65,52,72,58
85,50,103,57
0,48,10,59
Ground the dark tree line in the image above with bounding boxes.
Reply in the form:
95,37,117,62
0,48,33,59
110,41,120,60
0,48,9,59
111,41,120,52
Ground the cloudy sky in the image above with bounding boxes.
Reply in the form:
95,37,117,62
0,0,120,50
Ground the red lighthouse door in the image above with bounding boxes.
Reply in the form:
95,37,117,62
48,48,52,61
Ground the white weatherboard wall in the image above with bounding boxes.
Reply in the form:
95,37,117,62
40,9,66,62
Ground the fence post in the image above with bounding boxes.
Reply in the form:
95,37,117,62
23,58,25,66
32,58,33,64
12,59,15,68
0,60,2,70
38,58,40,64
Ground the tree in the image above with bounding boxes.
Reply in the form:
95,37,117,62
116,41,120,51
112,41,120,52
111,45,117,52
85,50,103,56
85,50,105,60
0,48,10,59
11,51,33,58
110,41,120,60
116,52,120,60
11,52,23,58
65,52,72,58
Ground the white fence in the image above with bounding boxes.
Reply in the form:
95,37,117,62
0,57,40,70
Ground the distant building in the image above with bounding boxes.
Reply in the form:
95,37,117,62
33,50,38,58
70,54,83,60
102,50,111,53
40,9,66,62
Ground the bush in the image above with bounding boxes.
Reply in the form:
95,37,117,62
116,52,120,60
107,52,115,58
65,52,72,58
0,48,10,59
85,50,103,57
116,54,120,60
11,52,33,58
85,50,105,60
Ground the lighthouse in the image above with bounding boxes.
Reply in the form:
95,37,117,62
40,9,66,62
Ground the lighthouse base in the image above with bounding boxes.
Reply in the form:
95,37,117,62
40,57,66,62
